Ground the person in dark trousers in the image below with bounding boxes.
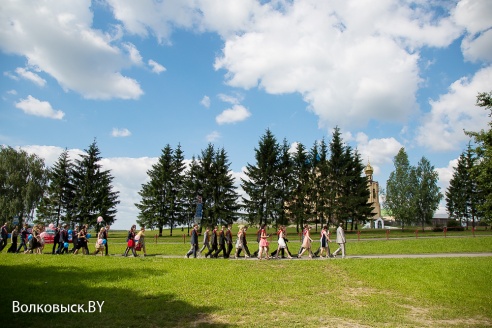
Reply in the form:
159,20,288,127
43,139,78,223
205,226,218,258
70,227,78,253
123,224,138,257
252,227,262,258
16,224,29,253
52,225,60,254
57,224,69,254
0,222,8,252
213,225,227,258
7,226,19,253
103,225,110,256
225,224,233,258
185,224,199,258
237,226,251,257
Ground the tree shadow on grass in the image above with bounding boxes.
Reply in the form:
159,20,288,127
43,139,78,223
0,263,234,328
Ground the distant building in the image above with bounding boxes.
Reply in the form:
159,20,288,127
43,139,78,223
364,161,381,222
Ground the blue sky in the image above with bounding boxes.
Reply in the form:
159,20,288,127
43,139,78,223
1,0,491,229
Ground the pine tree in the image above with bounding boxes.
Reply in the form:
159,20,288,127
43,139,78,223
276,138,294,227
136,144,174,236
344,149,373,230
36,149,76,226
446,145,482,228
241,129,281,226
72,140,119,228
288,142,311,232
327,127,347,226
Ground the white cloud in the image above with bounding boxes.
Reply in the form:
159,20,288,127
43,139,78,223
148,59,166,74
123,42,143,65
218,93,242,105
0,1,143,100
15,67,47,87
111,128,132,137
206,130,220,142
7,90,17,95
416,65,492,151
216,104,251,125
200,95,210,108
15,95,65,119
354,133,404,175
454,0,492,62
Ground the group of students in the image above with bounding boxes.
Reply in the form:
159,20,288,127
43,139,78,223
0,222,110,256
184,222,347,260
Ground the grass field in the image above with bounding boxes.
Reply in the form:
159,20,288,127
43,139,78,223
1,233,491,327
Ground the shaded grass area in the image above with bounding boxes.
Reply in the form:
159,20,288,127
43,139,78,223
0,255,491,327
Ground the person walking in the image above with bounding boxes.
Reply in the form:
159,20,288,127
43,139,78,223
332,222,346,258
16,223,29,253
199,226,211,256
94,227,107,256
275,225,292,259
135,226,147,256
185,224,199,258
102,225,110,256
213,225,227,258
225,224,233,258
205,226,218,258
258,224,270,260
73,225,89,255
123,225,138,257
298,226,313,259
57,224,69,254
0,222,8,252
318,225,332,258
52,225,60,254
7,226,19,253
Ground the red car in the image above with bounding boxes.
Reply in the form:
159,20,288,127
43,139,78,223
41,228,56,244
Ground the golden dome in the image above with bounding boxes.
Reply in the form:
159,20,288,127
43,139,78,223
365,162,373,175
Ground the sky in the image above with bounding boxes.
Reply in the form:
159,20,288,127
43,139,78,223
1,0,491,230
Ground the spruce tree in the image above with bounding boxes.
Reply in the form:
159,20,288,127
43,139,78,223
36,149,76,226
288,142,311,232
136,144,174,236
72,140,119,228
241,129,281,226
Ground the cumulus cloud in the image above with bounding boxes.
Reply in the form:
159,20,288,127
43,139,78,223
216,104,251,125
454,0,492,62
15,95,65,119
354,133,404,175
112,128,132,137
200,95,210,108
123,42,143,65
416,66,492,151
0,0,143,100
14,67,47,87
148,59,166,74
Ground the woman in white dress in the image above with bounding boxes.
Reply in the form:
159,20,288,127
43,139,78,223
275,225,292,259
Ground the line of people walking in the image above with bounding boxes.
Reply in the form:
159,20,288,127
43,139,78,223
183,222,347,260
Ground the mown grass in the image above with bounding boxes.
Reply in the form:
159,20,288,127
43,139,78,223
0,253,491,327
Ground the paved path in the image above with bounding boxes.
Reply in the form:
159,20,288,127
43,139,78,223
116,252,492,259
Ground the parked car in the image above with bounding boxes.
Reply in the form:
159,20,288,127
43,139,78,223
41,228,56,244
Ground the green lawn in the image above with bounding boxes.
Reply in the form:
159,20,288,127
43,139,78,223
1,235,491,327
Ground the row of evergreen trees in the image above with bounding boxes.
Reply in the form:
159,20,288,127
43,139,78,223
445,91,492,227
29,141,119,228
136,127,375,235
